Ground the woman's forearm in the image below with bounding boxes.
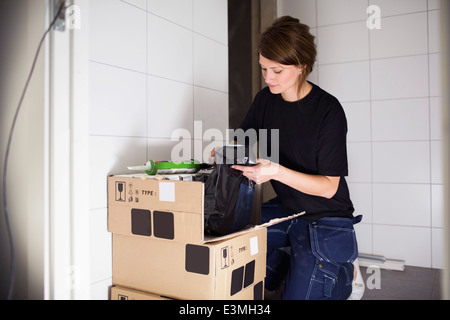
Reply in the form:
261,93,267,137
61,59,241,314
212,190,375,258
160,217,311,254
273,164,340,199
233,160,340,199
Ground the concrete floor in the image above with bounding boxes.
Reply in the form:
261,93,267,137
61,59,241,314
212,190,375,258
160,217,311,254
360,266,442,300
264,265,443,300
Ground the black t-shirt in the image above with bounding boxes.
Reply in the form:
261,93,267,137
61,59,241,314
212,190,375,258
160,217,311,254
237,82,354,221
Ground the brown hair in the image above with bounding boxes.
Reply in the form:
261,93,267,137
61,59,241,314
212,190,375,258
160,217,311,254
257,16,317,96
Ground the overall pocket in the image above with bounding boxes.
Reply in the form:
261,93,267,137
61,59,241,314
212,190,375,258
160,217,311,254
309,216,361,263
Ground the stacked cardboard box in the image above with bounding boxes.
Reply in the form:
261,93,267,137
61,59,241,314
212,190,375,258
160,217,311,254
111,286,172,300
107,173,270,300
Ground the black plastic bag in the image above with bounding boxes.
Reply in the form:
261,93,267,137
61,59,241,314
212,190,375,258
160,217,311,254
197,146,256,236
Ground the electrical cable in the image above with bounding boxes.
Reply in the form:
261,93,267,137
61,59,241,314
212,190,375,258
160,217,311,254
2,1,67,300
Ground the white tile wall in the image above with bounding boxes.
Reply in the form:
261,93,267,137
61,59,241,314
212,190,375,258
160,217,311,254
342,101,371,142
316,0,368,26
372,141,430,184
88,0,229,299
347,142,372,182
370,55,429,100
89,136,147,210
193,86,229,135
147,0,193,29
371,98,430,141
428,10,441,53
90,62,147,137
147,75,194,138
194,33,229,92
318,21,369,64
432,227,444,268
147,14,193,84
429,53,443,96
432,184,444,227
193,0,228,45
148,137,194,163
354,223,372,255
123,0,147,10
431,140,443,184
369,12,428,59
430,97,443,140
277,0,317,28
279,0,444,268
369,0,427,16
372,183,431,227
318,61,371,102
348,183,373,223
90,208,112,283
90,0,147,73
373,224,431,267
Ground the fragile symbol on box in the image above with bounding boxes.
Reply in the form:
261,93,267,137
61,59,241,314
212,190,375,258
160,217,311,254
221,247,230,269
115,181,126,202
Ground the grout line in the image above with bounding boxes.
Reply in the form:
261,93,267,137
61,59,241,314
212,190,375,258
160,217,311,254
146,0,149,161
366,0,375,255
361,222,439,229
340,95,441,104
88,59,228,95
426,0,434,268
120,0,228,46
89,206,107,212
90,277,113,287
349,181,443,186
119,0,146,12
193,84,228,95
315,9,437,29
89,134,165,139
89,59,147,76
318,52,431,67
192,0,195,158
354,139,436,143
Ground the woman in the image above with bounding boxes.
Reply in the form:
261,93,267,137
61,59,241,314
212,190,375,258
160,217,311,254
231,16,363,300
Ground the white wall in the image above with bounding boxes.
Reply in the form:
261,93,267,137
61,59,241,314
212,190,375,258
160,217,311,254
0,0,48,300
278,0,444,268
88,0,229,299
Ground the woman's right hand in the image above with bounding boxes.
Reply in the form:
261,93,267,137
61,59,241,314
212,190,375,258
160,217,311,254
209,146,221,164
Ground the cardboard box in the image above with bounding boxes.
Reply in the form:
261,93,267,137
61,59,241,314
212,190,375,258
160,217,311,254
111,286,173,300
108,174,205,243
112,227,267,300
108,173,304,300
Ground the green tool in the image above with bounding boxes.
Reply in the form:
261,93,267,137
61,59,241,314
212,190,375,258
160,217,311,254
128,160,211,175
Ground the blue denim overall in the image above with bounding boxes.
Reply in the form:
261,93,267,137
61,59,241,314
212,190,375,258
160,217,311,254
262,198,362,300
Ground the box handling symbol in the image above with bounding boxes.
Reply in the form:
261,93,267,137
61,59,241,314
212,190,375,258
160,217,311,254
115,181,126,202
221,247,230,269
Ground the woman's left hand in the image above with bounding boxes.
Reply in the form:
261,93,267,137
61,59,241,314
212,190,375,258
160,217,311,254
232,159,280,185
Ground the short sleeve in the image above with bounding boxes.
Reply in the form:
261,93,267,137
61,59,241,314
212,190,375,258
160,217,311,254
316,102,349,177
